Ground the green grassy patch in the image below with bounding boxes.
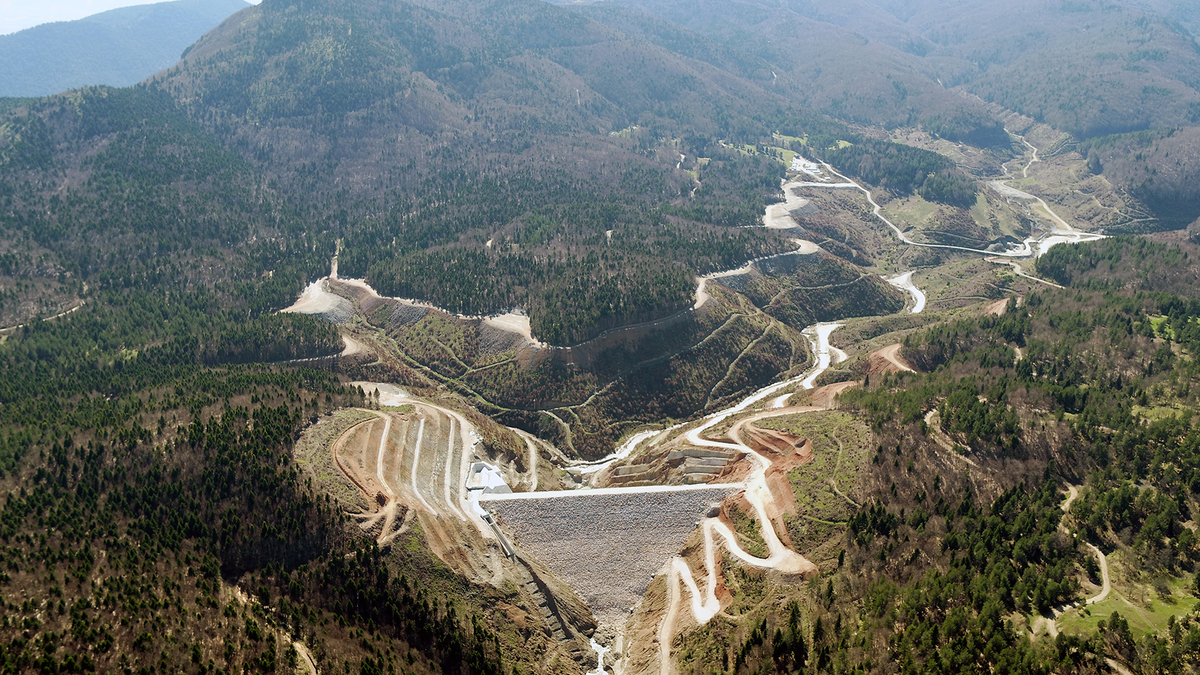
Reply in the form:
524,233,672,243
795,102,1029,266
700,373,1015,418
1131,404,1186,422
728,502,769,558
1059,583,1198,639
1059,551,1199,640
1149,315,1175,340
883,194,941,229
973,192,1026,240
731,143,794,166
774,133,806,145
758,411,871,560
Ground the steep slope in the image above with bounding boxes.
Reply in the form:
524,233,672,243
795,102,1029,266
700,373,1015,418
1131,0,1200,38
878,0,1200,139
595,0,1200,223
583,0,1006,142
160,0,785,186
0,0,250,97
147,0,825,343
0,0,819,341
6,2,1200,674
607,0,1200,139
662,238,1200,675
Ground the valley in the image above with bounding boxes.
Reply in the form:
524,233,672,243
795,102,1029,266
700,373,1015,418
3,0,1200,673
284,127,1162,673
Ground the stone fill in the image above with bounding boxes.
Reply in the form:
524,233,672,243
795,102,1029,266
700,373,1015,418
485,487,737,630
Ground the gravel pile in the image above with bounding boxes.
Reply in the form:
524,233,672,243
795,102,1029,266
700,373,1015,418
757,250,819,276
477,321,525,355
713,271,755,292
388,303,429,328
487,487,737,629
318,297,355,324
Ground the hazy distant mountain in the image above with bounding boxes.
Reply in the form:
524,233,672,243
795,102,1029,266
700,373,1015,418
597,0,1200,140
1130,0,1200,38
0,0,250,97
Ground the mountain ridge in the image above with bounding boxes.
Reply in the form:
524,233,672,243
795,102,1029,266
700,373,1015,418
0,0,250,97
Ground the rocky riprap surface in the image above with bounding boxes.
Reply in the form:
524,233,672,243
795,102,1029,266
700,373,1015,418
486,487,738,629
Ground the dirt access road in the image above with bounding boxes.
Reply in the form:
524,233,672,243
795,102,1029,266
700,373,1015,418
656,403,827,674
869,344,915,375
886,271,925,314
1036,486,1113,640
797,146,1102,261
331,399,495,550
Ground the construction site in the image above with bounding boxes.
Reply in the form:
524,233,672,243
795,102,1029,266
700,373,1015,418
283,183,889,673
291,362,864,675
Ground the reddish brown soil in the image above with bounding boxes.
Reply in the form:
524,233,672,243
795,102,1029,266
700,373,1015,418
983,298,1009,316
810,381,859,408
866,344,915,377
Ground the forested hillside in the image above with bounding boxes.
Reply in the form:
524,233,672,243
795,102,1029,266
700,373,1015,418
600,0,1200,224
0,266,520,672
679,236,1200,674
5,0,1200,673
0,0,249,97
0,1,961,669
0,0,1003,345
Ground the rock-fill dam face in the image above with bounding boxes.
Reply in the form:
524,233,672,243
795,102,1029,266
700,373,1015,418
481,486,738,634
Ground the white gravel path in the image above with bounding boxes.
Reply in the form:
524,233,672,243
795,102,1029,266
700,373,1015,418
762,180,812,229
800,323,847,389
886,271,925,314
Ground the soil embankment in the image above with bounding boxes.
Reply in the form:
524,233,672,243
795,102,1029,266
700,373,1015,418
762,180,820,230
307,393,601,671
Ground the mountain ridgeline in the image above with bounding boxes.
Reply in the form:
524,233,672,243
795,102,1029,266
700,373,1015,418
3,0,1200,673
0,0,251,97
1,0,975,345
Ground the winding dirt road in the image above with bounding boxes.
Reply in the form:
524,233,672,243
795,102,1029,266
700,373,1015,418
886,271,925,314
294,641,319,675
0,299,86,335
1084,541,1112,605
804,142,1102,261
872,344,915,374
694,241,820,310
518,430,540,492
333,395,495,547
1060,485,1078,513
1035,485,1112,640
1058,485,1112,605
987,257,1064,289
302,133,1115,674
656,403,824,674
922,409,979,468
